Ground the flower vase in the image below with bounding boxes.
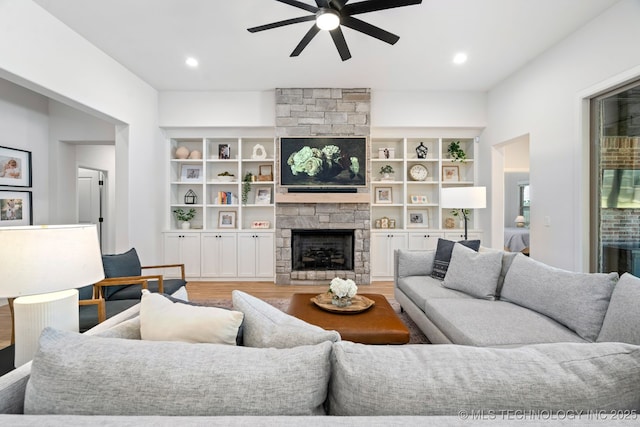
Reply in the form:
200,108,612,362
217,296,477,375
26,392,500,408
332,296,352,308
181,221,191,230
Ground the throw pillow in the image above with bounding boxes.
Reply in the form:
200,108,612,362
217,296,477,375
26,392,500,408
431,238,481,280
139,290,243,345
501,254,618,341
25,328,332,416
232,290,341,348
100,248,142,299
597,273,640,344
442,244,503,300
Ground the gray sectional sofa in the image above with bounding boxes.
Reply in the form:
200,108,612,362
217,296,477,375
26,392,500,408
1,288,640,424
395,243,640,347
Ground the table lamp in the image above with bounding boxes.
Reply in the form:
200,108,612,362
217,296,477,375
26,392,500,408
0,224,105,367
440,187,486,240
514,215,526,227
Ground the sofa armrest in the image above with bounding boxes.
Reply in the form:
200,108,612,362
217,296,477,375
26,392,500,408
142,263,185,280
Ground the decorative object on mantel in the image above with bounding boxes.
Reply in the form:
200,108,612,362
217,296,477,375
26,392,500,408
258,164,273,181
515,215,526,228
175,146,189,159
416,142,428,159
173,208,196,230
379,165,394,181
311,293,375,314
328,277,358,308
446,141,466,162
183,189,197,205
251,144,267,160
188,150,202,159
242,172,253,205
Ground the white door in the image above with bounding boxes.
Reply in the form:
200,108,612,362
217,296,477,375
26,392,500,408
78,168,104,251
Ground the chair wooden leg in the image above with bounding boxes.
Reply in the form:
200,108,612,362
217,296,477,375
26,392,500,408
8,298,15,345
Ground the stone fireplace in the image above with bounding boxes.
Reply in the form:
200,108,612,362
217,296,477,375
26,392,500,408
274,88,371,285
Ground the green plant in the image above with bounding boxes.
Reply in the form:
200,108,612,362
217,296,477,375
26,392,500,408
451,209,470,217
447,141,466,162
379,165,394,175
218,171,234,176
242,172,253,204
173,208,196,222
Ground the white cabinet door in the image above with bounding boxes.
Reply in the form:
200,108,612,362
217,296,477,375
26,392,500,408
408,232,444,250
237,232,275,278
201,233,237,278
444,231,483,242
371,232,407,279
163,232,201,277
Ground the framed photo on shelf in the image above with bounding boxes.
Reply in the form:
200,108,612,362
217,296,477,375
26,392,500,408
0,190,32,226
408,210,429,228
258,164,273,181
375,187,393,204
0,146,32,187
218,211,236,228
442,165,460,182
218,144,230,159
410,194,428,204
180,164,203,182
255,187,272,205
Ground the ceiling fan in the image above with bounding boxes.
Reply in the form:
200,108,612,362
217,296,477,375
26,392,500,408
248,0,423,61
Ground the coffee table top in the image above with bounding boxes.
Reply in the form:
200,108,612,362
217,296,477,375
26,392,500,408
287,293,410,345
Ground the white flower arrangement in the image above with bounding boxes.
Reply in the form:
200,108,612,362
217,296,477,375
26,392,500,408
329,277,358,298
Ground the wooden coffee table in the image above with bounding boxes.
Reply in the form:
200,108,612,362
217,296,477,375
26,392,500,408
287,293,410,345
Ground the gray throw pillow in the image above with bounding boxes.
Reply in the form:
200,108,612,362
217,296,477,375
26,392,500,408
443,244,503,300
597,273,640,344
431,238,480,280
232,290,340,348
501,254,618,341
25,328,332,416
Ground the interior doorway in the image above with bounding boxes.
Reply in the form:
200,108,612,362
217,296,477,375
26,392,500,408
502,135,531,255
78,167,106,252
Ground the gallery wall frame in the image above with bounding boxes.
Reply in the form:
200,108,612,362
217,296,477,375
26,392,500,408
0,146,32,187
0,190,32,226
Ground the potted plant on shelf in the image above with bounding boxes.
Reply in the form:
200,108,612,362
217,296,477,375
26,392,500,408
451,209,470,229
379,165,394,180
173,208,196,230
447,141,466,162
242,172,253,205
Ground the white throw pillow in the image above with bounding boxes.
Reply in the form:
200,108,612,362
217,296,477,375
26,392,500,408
139,290,243,345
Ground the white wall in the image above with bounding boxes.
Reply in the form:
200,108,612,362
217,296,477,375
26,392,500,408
480,0,640,270
0,0,163,264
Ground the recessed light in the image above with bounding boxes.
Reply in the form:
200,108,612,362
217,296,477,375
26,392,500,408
453,52,467,65
185,57,199,68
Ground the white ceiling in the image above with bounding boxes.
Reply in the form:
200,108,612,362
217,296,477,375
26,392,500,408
33,0,619,92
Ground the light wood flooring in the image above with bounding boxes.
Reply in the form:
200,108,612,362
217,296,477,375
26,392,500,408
0,281,394,350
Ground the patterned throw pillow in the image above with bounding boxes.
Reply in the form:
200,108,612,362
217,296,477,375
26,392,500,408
431,238,480,280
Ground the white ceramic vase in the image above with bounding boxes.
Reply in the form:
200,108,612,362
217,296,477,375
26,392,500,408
181,221,191,230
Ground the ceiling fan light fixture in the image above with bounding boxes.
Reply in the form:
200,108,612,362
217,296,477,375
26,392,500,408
316,8,340,31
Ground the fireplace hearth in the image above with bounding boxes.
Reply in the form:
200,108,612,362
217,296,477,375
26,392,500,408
292,229,354,271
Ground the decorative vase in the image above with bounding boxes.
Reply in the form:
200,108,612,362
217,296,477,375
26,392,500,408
459,219,465,229
181,221,191,230
175,146,190,159
332,296,352,308
382,173,390,180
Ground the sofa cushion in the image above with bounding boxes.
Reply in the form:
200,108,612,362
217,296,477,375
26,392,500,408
424,299,586,346
140,290,243,345
431,238,480,280
101,248,142,299
479,247,517,297
500,254,618,341
94,316,141,339
443,244,503,300
232,290,340,348
328,340,640,416
395,249,435,278
25,328,332,416
397,276,472,312
598,273,640,344
107,278,186,301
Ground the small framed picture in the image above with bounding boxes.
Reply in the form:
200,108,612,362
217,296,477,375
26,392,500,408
255,187,272,205
180,164,203,182
258,164,273,181
218,144,230,159
375,187,393,204
410,194,428,204
0,146,32,187
218,211,236,228
408,210,429,228
442,165,460,182
0,190,32,226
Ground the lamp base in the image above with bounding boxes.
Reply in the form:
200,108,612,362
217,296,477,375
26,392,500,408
13,289,79,367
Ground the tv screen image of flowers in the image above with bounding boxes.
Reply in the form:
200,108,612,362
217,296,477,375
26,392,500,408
280,137,366,187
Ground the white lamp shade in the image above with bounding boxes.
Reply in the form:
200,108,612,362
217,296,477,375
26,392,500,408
514,215,526,223
440,187,486,209
0,224,105,298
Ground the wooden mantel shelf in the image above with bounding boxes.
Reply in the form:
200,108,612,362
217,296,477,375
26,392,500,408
276,192,370,204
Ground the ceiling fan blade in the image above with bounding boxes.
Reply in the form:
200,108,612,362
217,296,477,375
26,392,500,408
330,27,352,61
341,16,399,45
277,0,319,13
291,25,321,57
248,15,316,33
343,0,422,16
315,0,330,7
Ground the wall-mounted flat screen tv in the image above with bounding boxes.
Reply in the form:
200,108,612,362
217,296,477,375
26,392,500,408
280,137,367,187
602,169,640,208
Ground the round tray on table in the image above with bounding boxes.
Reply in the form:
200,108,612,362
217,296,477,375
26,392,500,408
310,293,375,314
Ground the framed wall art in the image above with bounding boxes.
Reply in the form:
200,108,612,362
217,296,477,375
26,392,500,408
255,187,272,205
180,164,203,182
408,210,429,228
0,146,32,187
218,211,236,228
375,187,393,204
442,165,460,182
0,190,32,226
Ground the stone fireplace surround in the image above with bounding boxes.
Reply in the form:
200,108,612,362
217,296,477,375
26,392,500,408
274,88,371,285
